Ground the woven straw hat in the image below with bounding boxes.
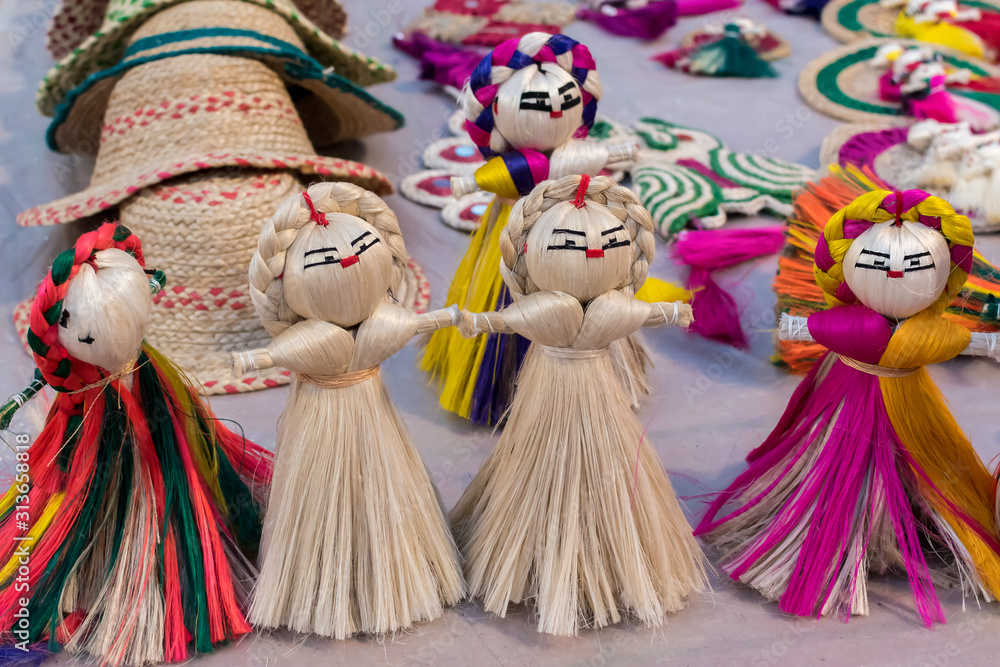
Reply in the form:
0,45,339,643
47,1,402,154
12,169,430,394
822,0,1000,44
18,53,392,227
38,0,394,117
798,38,1000,123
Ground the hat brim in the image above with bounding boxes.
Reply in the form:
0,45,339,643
798,38,1000,123
47,0,348,60
38,0,393,117
49,38,404,153
16,151,393,227
11,257,430,395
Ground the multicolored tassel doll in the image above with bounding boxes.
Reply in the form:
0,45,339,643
0,223,272,665
234,182,465,638
451,175,708,636
420,31,644,426
697,189,1000,626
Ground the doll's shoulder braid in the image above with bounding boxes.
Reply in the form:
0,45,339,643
249,182,407,337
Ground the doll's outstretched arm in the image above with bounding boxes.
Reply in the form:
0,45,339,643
962,332,1000,359
644,301,694,329
777,313,814,342
233,319,353,376
414,305,461,335
458,310,514,338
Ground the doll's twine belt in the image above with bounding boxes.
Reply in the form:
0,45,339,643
297,365,380,388
838,355,918,378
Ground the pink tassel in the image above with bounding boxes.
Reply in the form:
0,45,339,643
675,0,742,15
673,226,785,348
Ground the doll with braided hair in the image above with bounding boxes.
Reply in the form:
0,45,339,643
450,175,707,636
420,31,645,427
234,182,465,638
0,223,272,666
697,189,1000,626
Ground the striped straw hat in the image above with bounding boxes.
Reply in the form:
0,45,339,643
12,170,430,394
18,52,392,227
47,1,403,154
38,0,394,117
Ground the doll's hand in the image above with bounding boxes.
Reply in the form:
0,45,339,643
778,313,813,342
458,310,481,338
450,175,479,198
651,301,694,328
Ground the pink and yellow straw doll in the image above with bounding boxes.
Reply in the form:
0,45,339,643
697,189,1000,625
0,223,272,665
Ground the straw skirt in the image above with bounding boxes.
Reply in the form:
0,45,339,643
250,371,464,637
450,346,706,636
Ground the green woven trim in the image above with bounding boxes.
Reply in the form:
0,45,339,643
708,148,814,201
633,163,724,236
837,0,1000,35
814,45,991,116
36,0,395,116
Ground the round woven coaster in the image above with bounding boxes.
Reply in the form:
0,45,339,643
822,0,1000,44
798,37,1000,123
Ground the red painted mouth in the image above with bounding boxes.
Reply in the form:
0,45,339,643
886,270,903,278
549,110,563,118
586,249,605,259
341,255,360,268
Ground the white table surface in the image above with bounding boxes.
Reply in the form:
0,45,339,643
3,0,1000,664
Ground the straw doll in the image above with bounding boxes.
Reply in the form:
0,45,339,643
450,175,708,636
697,189,1000,626
0,223,272,666
234,182,465,638
420,32,643,426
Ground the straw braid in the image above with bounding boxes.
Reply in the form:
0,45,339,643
27,223,145,395
248,182,407,336
501,175,655,298
464,32,601,158
814,189,974,312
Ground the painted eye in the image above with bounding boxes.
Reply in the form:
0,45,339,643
303,246,341,270
547,228,587,251
601,224,629,250
59,309,70,328
351,231,381,255
855,249,890,271
519,91,553,112
904,251,935,272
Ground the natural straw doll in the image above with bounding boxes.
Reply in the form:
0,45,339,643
451,175,708,636
697,189,1000,626
0,223,272,666
234,182,465,638
421,32,643,426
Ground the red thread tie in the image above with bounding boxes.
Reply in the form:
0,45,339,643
574,174,590,209
302,192,328,226
894,191,904,227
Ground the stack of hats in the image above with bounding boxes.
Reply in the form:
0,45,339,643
14,0,426,394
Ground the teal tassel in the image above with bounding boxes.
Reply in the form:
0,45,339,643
689,25,777,79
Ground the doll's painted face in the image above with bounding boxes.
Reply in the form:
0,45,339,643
283,213,393,328
58,248,152,372
524,202,632,302
843,221,950,320
493,64,584,152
